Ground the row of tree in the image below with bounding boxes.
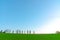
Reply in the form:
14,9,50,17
0,29,35,34
56,31,60,34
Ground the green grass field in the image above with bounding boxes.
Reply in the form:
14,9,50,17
0,33,60,40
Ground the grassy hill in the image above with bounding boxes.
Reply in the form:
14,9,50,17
0,33,60,40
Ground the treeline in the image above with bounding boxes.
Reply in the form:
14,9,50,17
56,31,60,34
0,29,35,34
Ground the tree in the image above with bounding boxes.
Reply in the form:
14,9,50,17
12,30,14,33
29,30,31,34
33,31,35,34
3,29,11,33
22,30,23,34
56,31,60,34
3,30,6,33
19,30,21,34
16,30,20,34
0,30,3,33
27,30,29,34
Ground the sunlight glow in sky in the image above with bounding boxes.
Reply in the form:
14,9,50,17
35,3,60,33
36,18,60,34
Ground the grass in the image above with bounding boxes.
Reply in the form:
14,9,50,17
0,33,60,40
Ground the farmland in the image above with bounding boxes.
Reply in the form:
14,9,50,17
0,33,60,40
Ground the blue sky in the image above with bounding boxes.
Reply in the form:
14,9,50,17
0,0,60,33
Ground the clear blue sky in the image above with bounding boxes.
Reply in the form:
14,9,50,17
0,0,60,31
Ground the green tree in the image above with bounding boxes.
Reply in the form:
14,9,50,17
56,31,60,34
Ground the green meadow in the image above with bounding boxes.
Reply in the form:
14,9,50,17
0,33,60,40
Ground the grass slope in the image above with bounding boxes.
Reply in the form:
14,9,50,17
0,33,60,40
